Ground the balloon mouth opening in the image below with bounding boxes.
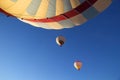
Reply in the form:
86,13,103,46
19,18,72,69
59,40,64,46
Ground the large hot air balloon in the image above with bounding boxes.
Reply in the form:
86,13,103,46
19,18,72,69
0,0,112,30
74,61,82,70
56,36,65,47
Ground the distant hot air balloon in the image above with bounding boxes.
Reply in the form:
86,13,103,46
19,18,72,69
74,61,82,70
0,0,112,30
56,36,65,47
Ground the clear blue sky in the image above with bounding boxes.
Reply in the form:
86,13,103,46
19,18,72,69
0,0,120,80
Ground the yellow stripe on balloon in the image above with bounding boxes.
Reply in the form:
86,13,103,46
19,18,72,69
46,22,63,30
6,0,32,17
56,0,64,16
0,0,16,9
35,0,50,19
70,0,80,8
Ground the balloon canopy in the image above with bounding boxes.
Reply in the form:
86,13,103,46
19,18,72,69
56,36,66,46
0,0,112,29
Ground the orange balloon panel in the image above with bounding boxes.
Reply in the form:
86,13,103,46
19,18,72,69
74,61,82,70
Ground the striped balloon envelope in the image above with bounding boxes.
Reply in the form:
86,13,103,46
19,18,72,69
0,0,112,29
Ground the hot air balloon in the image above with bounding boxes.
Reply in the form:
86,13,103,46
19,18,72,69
74,61,82,70
0,0,112,30
56,36,65,47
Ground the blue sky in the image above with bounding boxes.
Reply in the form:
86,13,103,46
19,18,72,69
0,0,120,80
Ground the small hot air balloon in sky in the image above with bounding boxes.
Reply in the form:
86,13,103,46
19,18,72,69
0,0,112,30
74,61,82,70
56,36,66,47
